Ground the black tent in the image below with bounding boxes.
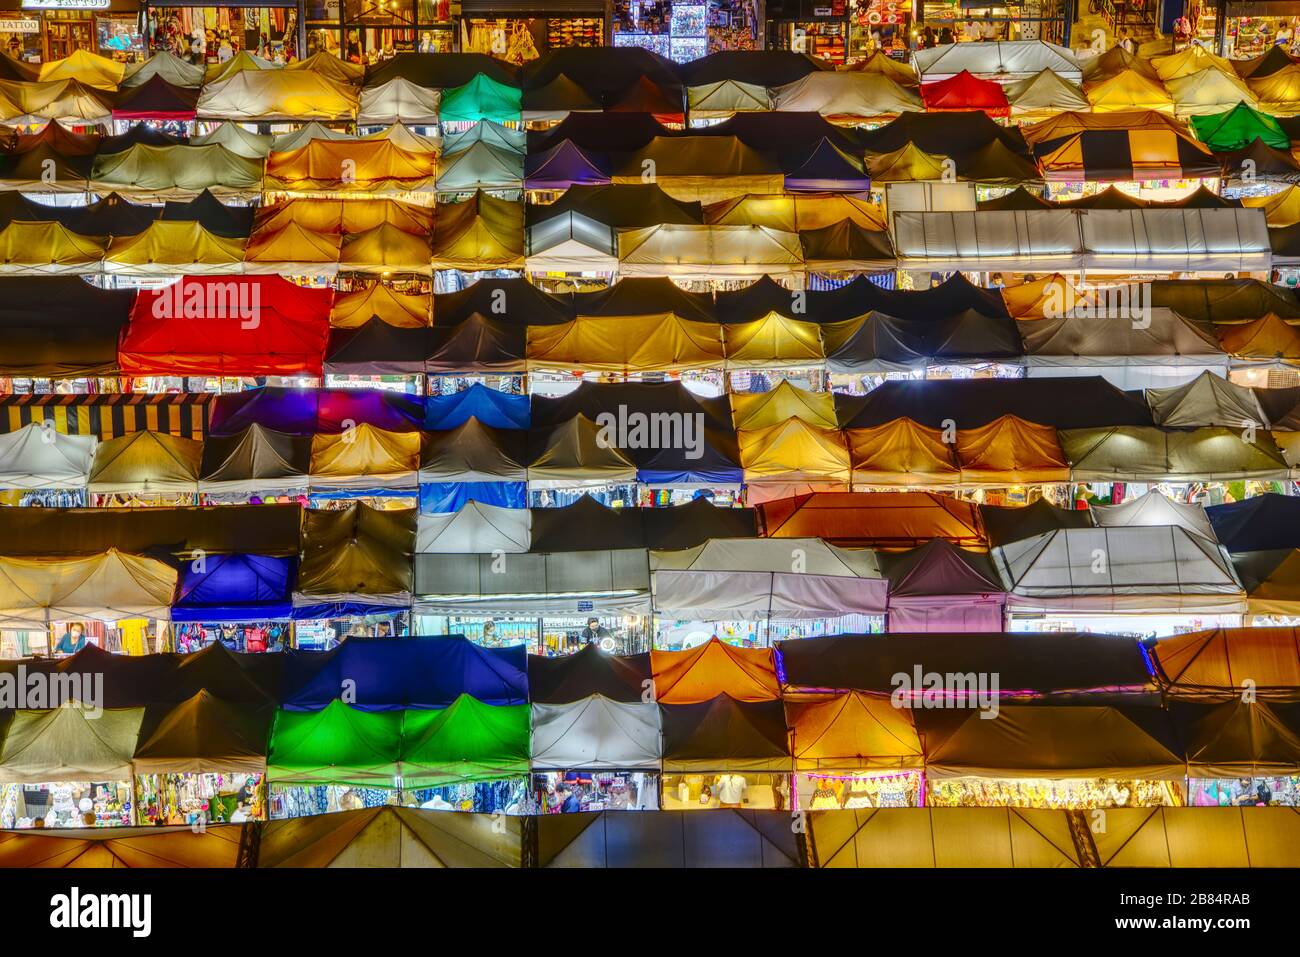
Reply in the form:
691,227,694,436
7,121,101,156
198,424,312,490
0,192,67,226
425,314,526,373
527,111,671,154
571,276,716,322
95,122,186,156
159,642,282,705
525,183,703,229
1208,494,1300,552
0,277,135,378
678,50,830,86
1150,278,1300,322
418,418,528,480
432,277,572,327
858,110,1033,161
61,191,160,236
363,51,520,89
978,186,1052,210
526,644,652,704
702,110,862,155
530,380,733,431
161,189,255,239
1220,138,1300,185
0,644,174,709
0,143,93,188
521,73,603,115
660,695,791,769
325,321,435,375
642,497,759,549
980,497,1096,547
523,47,680,104
110,77,199,122
529,496,648,552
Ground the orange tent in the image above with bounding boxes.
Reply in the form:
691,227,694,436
786,691,924,770
1218,314,1300,366
650,637,781,704
1000,273,1083,319
756,491,987,549
847,419,960,487
955,415,1070,486
1153,626,1300,699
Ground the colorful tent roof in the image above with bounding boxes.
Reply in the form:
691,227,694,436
786,691,923,770
1153,626,1300,700
0,549,177,626
771,71,922,119
309,423,420,490
650,638,780,704
265,139,437,193
172,552,296,621
90,143,262,199
0,706,144,784
438,73,522,124
87,431,202,494
920,70,1011,117
267,700,403,787
197,68,360,121
296,504,415,606
133,691,271,775
431,192,524,270
400,695,530,787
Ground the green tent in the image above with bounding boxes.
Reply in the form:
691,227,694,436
401,695,530,788
1191,102,1289,151
439,73,522,124
267,701,403,788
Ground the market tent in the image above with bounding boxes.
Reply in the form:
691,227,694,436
1153,626,1300,700
256,805,523,868
822,307,1021,373
281,637,527,711
132,691,271,776
190,122,274,159
444,119,524,155
1001,272,1081,317
0,824,246,868
777,631,1153,696
0,423,94,490
570,275,714,322
527,644,652,704
431,191,524,270
521,73,602,122
121,51,205,89
919,704,1185,780
610,135,784,205
704,193,884,231
1019,307,1230,389
891,210,1084,273
526,314,724,373
331,282,428,329
993,525,1246,613
308,423,420,491
253,197,434,238
660,695,791,772
0,222,104,274
1097,806,1300,867
738,418,851,491
264,140,437,193
920,71,1011,117
0,78,112,126
366,51,519,90
687,79,771,120
1061,425,1289,482
799,219,895,271
171,553,296,622
650,638,780,704
438,74,522,124
678,49,830,87
266,701,403,786
758,491,986,549
1166,70,1258,116
243,222,341,275
849,49,919,85
87,431,202,494
846,419,961,488
786,691,924,770
618,224,805,279
436,137,524,193
111,75,199,121
32,50,122,89
523,139,612,194
783,138,872,193
196,68,359,121
1230,549,1300,615
0,276,131,378
537,809,800,868
328,319,436,374
1084,207,1269,273
363,123,440,154
1146,370,1268,428
198,424,311,494
723,312,825,369
1004,69,1090,122
400,695,530,787
423,383,530,430
295,504,415,609
1245,187,1300,227
914,39,1082,82
1091,491,1217,541
268,121,351,153
120,275,332,377
0,142,92,194
0,706,144,784
204,51,279,84
1154,45,1234,82
418,417,527,484
525,414,638,488
530,696,662,770
606,75,684,124
770,72,922,120
1025,110,1219,180
339,223,433,276
650,538,887,621
416,501,530,555
1191,101,1289,150
731,380,839,431
527,497,755,551
1248,63,1300,114
159,190,254,239
0,550,177,627
90,143,262,200
1151,278,1300,322
1208,494,1300,551
285,51,366,86
952,415,1068,486
878,538,1006,632
1084,67,1175,113
104,221,246,276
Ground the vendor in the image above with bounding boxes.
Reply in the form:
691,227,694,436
54,623,87,656
579,618,611,646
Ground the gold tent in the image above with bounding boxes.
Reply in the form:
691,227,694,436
197,68,360,121
1000,273,1083,318
0,824,245,868
738,417,851,486
87,430,203,494
296,503,415,604
864,142,951,182
104,221,245,275
1244,186,1300,227
1090,807,1300,867
525,313,725,373
1218,314,1300,366
285,51,366,86
1166,68,1258,116
204,51,279,84
330,283,430,329
1084,69,1176,113
243,221,342,276
0,78,112,125
722,312,826,369
0,549,177,626
265,140,437,194
340,223,433,276
254,197,433,236
955,415,1070,486
730,379,839,431
431,192,524,270
704,193,886,232
787,691,924,771
38,49,125,90
1152,45,1235,81
611,135,785,205
1154,626,1300,698
309,423,421,490
617,224,805,278
847,419,961,488
0,222,105,274
1248,64,1300,115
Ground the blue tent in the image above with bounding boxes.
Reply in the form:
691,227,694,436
419,480,528,513
424,384,530,430
1208,494,1300,552
280,635,528,711
172,554,296,622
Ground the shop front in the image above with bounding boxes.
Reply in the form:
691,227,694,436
146,0,299,62
462,0,606,61
0,0,145,64
615,0,760,61
766,0,850,64
918,0,1070,46
305,0,456,61
1207,0,1300,57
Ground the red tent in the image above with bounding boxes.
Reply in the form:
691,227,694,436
920,70,1010,117
120,276,333,377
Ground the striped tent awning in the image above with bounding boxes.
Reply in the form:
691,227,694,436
0,392,214,440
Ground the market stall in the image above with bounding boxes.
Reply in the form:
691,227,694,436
879,539,1006,632
659,694,791,810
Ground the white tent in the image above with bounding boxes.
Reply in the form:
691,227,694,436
1080,209,1272,274
1090,491,1217,542
771,72,923,118
435,139,524,193
913,40,1083,82
686,79,772,120
415,502,532,554
1146,370,1269,428
526,213,619,272
649,537,888,620
0,549,178,626
359,78,441,126
530,696,663,769
893,210,1085,273
0,423,95,489
994,526,1245,613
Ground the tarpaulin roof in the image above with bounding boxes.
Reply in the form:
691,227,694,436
846,419,961,488
90,143,262,199
978,186,1054,210
723,312,825,368
525,46,677,103
1233,44,1300,79
331,282,428,329
1091,490,1217,541
419,418,526,484
268,121,350,153
254,197,433,237
281,636,526,711
864,142,949,182
731,380,838,431
0,549,177,627
1060,425,1289,482
327,321,434,375
525,414,638,486
993,525,1245,613
204,51,279,84
0,78,112,126
1019,307,1228,377
783,138,872,193
1084,45,1161,83
738,417,850,485
61,191,159,236
1247,63,1300,112
1246,186,1300,227
39,49,124,90
705,193,883,232
650,638,779,704
1154,45,1235,81
424,383,530,430
133,691,271,775
366,52,518,90
209,386,423,436
105,221,246,275
786,691,923,770
122,50,206,89
571,276,714,322
530,696,662,770
434,276,571,328
287,51,365,86
1165,69,1257,116
849,49,920,85
436,138,524,193
121,275,332,377
611,135,784,205
87,431,202,494
660,695,790,772
914,39,1082,82
703,111,863,155
0,706,144,783
0,824,248,868
679,50,831,86
523,138,611,191
0,276,132,377
400,695,530,787
1151,277,1300,322
197,68,359,121
265,139,436,193
431,191,524,270
879,538,1003,596
527,314,725,372
980,497,1096,548
771,72,922,119
918,704,1185,780
309,423,420,490
267,700,402,786
686,79,771,120
1004,69,1090,121
954,415,1069,486
521,73,602,122
1230,548,1300,615
438,73,522,124
799,219,894,270
527,111,668,154
296,504,415,604
1026,110,1219,180
1173,700,1300,777
892,210,1081,273
417,501,530,554
824,306,1022,372
605,75,684,123
778,631,1152,695
1147,370,1267,428
190,121,273,159
759,491,986,548
339,222,433,276
1208,494,1300,552
1153,626,1300,700
527,644,652,704
172,553,296,622
0,221,104,273
920,70,1011,116
0,423,94,490
111,74,198,121
0,142,92,194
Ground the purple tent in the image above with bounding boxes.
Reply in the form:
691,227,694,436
880,539,1006,633
209,387,426,437
524,139,611,191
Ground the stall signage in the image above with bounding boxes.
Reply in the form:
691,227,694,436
576,600,594,612
813,5,833,14
21,0,112,8
0,16,40,31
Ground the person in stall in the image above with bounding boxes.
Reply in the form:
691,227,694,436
579,618,612,646
54,623,87,656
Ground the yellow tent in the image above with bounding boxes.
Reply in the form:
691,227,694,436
105,222,245,275
730,380,839,431
1166,68,1258,116
254,198,433,237
853,49,919,85
243,222,342,276
1244,186,1300,227
204,51,279,84
309,424,421,490
955,415,1070,486
197,68,359,121
0,222,105,274
38,49,125,90
0,78,112,125
1249,64,1300,115
330,283,430,329
846,419,960,487
1152,45,1235,81
431,192,524,270
723,312,825,369
264,140,437,193
526,314,724,373
704,193,886,231
611,135,785,204
738,417,851,484
1218,314,1300,366
787,691,924,770
0,825,245,868
865,142,951,182
1000,273,1083,318
285,51,366,86
617,224,805,278
1084,69,1176,113
0,549,177,626
340,223,433,276
90,143,264,200
1092,807,1300,867
88,430,203,494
